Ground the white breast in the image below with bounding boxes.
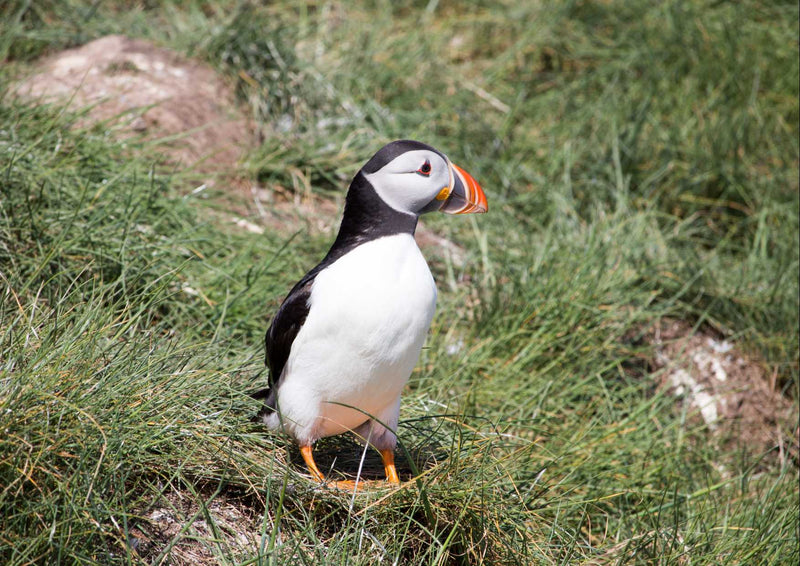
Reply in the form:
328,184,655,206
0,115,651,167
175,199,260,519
272,234,437,444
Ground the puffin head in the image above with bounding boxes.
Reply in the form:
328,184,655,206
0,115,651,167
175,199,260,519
360,140,488,217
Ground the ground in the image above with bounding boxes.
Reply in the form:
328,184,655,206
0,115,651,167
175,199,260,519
2,2,797,563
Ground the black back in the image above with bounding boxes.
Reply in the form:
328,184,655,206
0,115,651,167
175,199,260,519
255,169,418,411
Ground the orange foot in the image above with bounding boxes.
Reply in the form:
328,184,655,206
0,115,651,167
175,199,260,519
299,445,403,492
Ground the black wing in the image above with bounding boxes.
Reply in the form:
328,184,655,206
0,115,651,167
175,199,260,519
253,265,324,411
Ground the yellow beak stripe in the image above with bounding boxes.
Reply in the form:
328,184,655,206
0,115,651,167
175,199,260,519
435,186,450,201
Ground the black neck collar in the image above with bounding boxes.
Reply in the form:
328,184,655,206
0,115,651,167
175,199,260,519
322,172,417,263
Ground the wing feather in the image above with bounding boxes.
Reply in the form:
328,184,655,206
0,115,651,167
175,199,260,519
255,266,321,411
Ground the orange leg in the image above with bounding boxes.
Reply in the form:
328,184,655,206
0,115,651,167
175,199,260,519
299,444,358,490
299,445,325,482
380,449,400,484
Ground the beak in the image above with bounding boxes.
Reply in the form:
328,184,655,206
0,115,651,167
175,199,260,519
438,161,488,214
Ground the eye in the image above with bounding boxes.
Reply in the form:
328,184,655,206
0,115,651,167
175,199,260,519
416,160,432,177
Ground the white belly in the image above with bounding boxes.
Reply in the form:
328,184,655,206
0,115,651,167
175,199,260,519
274,234,437,443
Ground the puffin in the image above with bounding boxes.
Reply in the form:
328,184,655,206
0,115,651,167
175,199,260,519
254,139,487,488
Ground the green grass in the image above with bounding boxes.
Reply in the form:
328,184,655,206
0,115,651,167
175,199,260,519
1,1,798,564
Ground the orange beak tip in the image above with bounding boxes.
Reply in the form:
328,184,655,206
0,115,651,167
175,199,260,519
451,162,488,215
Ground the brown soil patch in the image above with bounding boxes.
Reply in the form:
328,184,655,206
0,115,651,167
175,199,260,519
13,35,251,179
647,319,798,468
129,490,262,564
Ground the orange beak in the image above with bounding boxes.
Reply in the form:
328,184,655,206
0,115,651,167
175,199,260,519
438,162,488,214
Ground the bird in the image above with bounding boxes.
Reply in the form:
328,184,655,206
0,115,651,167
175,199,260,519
254,139,487,488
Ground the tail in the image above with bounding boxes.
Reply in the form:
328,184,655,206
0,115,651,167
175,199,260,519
250,386,277,423
250,386,272,400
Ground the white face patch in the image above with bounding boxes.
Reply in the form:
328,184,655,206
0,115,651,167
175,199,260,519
363,149,451,215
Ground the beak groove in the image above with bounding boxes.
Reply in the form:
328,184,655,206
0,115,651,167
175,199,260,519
439,161,488,215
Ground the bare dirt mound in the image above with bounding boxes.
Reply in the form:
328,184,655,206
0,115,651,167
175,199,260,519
14,34,250,177
648,319,798,469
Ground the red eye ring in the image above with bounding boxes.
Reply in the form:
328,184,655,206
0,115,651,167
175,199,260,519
416,160,432,176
